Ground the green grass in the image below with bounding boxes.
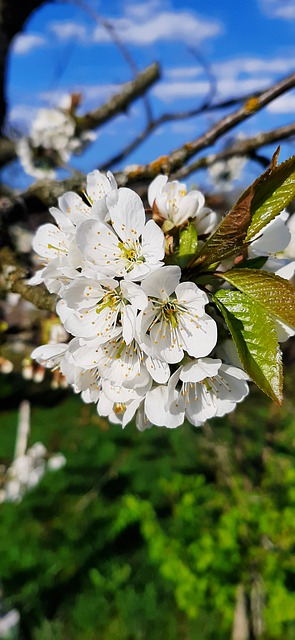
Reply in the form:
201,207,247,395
0,372,295,639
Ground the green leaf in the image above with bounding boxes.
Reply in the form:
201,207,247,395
178,221,198,268
220,268,295,328
246,154,295,240
190,188,253,269
189,151,295,271
214,290,283,404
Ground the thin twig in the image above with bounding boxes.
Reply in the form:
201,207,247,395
76,63,159,131
173,122,295,180
113,70,295,184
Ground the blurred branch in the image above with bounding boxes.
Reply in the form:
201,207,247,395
0,63,160,169
173,122,295,180
0,136,16,167
0,247,57,312
117,70,295,184
1,71,295,225
100,74,295,172
76,62,160,131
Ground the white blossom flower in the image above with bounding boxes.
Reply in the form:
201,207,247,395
97,382,149,428
30,223,82,293
76,187,165,281
209,155,246,191
49,169,117,230
169,358,249,425
17,106,98,179
137,266,217,364
31,108,76,152
58,277,147,344
0,609,20,637
16,137,57,180
148,175,210,228
69,335,151,389
47,453,67,471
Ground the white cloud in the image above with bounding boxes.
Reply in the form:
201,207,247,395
267,94,295,113
215,56,295,77
217,77,272,97
48,3,222,48
169,121,198,134
152,81,211,102
259,0,295,19
166,67,204,80
124,0,162,20
12,34,46,55
152,76,272,104
92,10,222,46
48,21,87,41
163,55,295,98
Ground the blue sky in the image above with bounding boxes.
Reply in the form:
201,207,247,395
4,0,295,190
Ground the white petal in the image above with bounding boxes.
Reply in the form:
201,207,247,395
123,399,141,427
145,385,184,428
76,219,119,276
141,265,181,298
251,215,291,254
195,208,217,235
145,356,170,383
175,192,204,225
58,191,90,224
86,169,116,202
147,174,168,207
180,358,221,383
175,281,208,307
142,219,165,262
49,206,75,233
107,187,145,241
179,312,217,358
31,343,68,368
121,304,137,344
32,224,68,260
149,322,184,364
120,280,148,310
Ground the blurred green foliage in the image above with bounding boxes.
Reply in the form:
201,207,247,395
0,371,294,639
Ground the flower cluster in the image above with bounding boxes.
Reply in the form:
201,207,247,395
17,100,95,179
0,442,66,504
30,170,254,430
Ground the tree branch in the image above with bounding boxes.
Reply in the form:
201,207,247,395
2,71,295,220
0,136,16,167
0,63,160,169
173,122,295,180
76,62,160,131
117,70,295,184
0,247,57,312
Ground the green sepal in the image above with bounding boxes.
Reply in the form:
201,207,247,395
178,221,198,268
